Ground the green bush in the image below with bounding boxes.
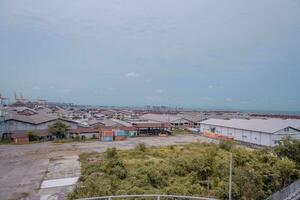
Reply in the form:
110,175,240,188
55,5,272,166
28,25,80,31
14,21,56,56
274,136,300,167
105,147,118,159
69,142,300,200
219,140,234,151
135,143,146,152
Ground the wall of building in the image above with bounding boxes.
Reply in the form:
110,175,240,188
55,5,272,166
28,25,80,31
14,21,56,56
199,123,285,147
0,112,5,138
5,119,77,132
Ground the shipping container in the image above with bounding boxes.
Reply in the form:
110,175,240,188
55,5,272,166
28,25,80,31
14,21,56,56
101,130,114,137
128,130,137,137
114,130,127,137
124,130,129,136
115,136,126,141
101,136,113,142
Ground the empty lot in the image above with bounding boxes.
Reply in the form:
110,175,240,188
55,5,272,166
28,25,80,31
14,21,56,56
0,135,216,200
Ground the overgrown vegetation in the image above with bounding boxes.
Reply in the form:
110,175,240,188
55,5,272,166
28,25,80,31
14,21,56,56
274,136,300,166
171,128,193,135
135,143,146,152
69,139,300,200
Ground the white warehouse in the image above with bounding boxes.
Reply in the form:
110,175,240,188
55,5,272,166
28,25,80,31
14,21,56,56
199,118,300,147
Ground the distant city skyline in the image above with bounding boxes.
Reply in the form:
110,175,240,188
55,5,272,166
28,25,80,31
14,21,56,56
1,0,300,112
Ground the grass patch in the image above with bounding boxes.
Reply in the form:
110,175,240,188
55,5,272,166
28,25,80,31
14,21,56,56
170,128,193,135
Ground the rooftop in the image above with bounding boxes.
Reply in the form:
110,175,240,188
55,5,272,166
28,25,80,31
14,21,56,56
200,118,300,133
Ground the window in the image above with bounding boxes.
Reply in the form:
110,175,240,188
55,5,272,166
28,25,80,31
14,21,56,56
284,127,289,132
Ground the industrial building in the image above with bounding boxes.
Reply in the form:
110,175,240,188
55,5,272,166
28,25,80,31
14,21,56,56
69,128,100,140
1,106,78,143
130,120,171,136
140,113,193,127
199,118,300,147
3,107,78,132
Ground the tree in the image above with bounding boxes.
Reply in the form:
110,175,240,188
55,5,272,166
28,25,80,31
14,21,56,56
48,121,69,139
27,131,39,141
274,136,300,167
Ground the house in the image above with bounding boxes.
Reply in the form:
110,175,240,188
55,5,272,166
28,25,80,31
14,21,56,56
10,132,29,144
69,128,100,139
119,126,138,137
199,118,300,147
6,129,53,143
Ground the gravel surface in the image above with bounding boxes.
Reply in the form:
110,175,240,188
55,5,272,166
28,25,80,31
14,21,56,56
0,135,217,200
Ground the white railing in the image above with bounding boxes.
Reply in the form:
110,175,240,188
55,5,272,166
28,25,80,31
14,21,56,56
266,179,300,200
77,194,217,200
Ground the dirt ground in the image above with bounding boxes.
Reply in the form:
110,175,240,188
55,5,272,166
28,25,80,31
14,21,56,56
0,135,217,200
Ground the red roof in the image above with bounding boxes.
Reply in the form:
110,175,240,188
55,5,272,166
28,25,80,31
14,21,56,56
10,129,51,138
70,128,100,134
119,126,137,131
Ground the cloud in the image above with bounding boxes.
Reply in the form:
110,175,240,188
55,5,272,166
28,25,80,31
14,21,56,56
125,71,140,78
32,86,40,90
155,89,163,94
106,87,115,92
59,88,72,93
225,98,233,102
208,85,214,89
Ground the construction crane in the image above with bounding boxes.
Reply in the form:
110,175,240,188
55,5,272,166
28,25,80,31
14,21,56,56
14,92,28,103
37,96,47,105
0,92,8,106
14,92,21,102
19,92,28,103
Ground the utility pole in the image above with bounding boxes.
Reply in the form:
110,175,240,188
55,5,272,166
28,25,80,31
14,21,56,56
229,152,233,200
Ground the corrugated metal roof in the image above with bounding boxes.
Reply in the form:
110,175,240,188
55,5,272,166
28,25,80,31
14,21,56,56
141,114,183,123
110,119,133,127
200,118,300,133
4,107,77,125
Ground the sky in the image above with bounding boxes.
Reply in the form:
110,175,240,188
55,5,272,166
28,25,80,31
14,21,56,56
0,0,300,111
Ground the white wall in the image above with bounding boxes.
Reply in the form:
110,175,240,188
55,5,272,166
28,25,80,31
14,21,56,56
200,123,277,146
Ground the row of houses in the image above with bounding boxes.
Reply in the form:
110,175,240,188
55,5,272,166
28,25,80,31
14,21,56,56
1,105,300,147
0,106,173,143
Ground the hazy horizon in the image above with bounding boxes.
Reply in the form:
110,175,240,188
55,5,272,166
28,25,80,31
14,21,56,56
1,0,300,112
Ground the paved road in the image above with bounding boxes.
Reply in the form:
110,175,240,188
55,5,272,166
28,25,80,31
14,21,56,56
0,135,216,200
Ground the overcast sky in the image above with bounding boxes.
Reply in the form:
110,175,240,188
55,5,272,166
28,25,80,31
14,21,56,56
0,0,300,111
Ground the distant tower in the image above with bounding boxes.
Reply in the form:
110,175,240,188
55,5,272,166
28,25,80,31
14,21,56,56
13,92,27,106
0,93,8,106
37,96,47,105
0,92,8,138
